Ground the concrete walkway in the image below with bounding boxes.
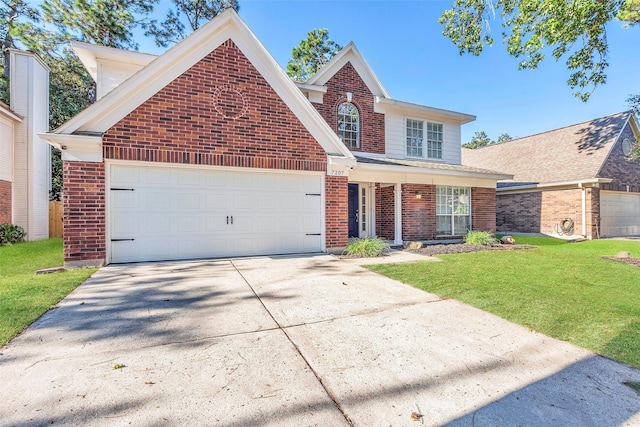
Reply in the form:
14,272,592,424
1,254,639,426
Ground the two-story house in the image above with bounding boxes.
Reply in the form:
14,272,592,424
40,9,509,267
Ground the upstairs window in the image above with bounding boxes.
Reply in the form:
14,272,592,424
337,103,359,149
406,119,423,157
426,122,443,159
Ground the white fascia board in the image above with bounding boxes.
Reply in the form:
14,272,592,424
38,132,103,162
57,10,354,161
497,178,614,194
0,104,22,122
307,42,390,98
328,155,357,167
374,97,476,125
72,40,158,82
355,161,512,180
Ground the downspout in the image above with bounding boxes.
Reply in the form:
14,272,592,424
579,183,587,237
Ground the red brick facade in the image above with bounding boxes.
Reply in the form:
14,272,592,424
0,180,11,223
471,187,496,233
310,62,385,154
62,38,502,263
63,162,106,264
598,123,640,192
402,184,436,241
325,175,349,249
375,184,395,240
497,188,593,237
103,40,326,172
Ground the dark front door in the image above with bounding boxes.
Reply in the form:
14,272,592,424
348,183,359,238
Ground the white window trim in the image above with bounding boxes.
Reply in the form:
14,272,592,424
436,185,471,236
338,102,360,149
404,117,446,161
426,121,444,161
405,117,424,159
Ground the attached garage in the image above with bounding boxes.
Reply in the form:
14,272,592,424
600,191,640,237
109,163,323,263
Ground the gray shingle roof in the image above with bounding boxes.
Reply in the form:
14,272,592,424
462,111,633,184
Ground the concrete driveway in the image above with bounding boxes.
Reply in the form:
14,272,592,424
1,253,639,426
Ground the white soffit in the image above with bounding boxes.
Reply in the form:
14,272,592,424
57,10,354,161
374,97,476,125
307,42,390,99
72,40,158,82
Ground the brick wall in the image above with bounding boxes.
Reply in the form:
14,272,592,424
471,187,496,232
63,162,106,265
497,188,593,237
496,193,542,233
326,175,348,249
587,187,600,238
402,184,436,241
103,39,327,173
0,180,11,223
375,184,395,240
311,62,385,154
598,123,640,192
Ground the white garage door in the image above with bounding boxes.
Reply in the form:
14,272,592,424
600,191,640,237
109,164,323,263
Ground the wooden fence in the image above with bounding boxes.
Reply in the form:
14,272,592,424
49,201,63,237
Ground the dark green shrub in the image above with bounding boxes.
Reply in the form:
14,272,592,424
0,223,27,246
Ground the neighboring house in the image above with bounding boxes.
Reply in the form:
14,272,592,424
463,111,640,239
0,50,50,240
40,9,509,267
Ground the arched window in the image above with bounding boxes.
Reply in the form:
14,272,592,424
337,103,360,149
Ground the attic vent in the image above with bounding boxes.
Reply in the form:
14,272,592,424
213,84,248,120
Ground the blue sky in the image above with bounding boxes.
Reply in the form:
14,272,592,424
139,1,640,144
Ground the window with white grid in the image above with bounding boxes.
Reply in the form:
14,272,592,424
426,122,443,159
337,103,359,149
436,186,471,236
406,119,423,157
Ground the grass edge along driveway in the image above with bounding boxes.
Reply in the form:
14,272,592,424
0,238,97,346
369,236,640,369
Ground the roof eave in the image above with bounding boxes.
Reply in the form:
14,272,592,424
355,160,512,180
497,178,614,193
374,97,476,124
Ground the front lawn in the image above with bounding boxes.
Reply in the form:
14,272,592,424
370,236,640,368
0,238,97,345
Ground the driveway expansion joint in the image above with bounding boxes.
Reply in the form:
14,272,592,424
230,260,355,426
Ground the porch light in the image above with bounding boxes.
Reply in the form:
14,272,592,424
415,191,422,199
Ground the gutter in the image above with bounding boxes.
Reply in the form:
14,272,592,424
497,178,613,194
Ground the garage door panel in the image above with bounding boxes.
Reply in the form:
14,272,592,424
601,192,640,237
109,164,323,263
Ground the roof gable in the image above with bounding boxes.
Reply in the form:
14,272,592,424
307,42,390,99
462,111,636,184
52,9,353,160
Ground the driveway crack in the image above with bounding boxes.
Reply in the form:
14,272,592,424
230,260,354,426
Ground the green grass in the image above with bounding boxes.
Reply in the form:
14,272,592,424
0,238,97,345
370,236,640,368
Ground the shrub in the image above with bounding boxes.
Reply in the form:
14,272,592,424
464,230,497,246
344,237,389,257
0,223,27,246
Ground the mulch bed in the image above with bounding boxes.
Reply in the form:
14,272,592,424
602,256,640,268
407,243,536,256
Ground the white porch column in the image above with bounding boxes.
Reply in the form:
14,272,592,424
394,182,403,245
